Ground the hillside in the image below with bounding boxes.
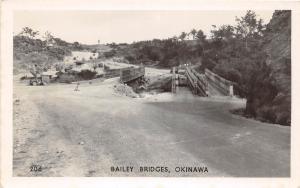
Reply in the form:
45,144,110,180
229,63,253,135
13,35,84,73
246,10,291,125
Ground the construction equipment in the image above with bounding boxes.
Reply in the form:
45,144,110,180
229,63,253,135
29,64,44,86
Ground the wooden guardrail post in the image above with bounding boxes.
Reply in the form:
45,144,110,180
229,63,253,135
229,85,234,97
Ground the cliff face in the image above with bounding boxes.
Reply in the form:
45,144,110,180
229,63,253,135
247,10,291,125
265,10,291,92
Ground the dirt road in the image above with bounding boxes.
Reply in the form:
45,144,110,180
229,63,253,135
13,72,290,177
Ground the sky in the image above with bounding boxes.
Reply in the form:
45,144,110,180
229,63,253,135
14,10,274,44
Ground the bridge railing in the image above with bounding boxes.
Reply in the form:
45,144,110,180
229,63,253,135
205,69,234,96
120,66,145,83
185,67,208,96
104,68,123,78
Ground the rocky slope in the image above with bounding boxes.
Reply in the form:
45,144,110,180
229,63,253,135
246,10,291,125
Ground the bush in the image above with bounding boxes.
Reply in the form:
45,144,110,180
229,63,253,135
103,50,116,58
125,55,135,62
104,64,110,70
78,70,97,80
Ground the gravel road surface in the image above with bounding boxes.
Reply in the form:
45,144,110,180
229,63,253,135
13,73,290,177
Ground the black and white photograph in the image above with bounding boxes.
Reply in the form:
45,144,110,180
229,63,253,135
11,10,292,177
9,9,292,178
2,0,300,186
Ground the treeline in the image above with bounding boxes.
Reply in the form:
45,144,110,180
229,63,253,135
116,32,206,67
114,11,268,96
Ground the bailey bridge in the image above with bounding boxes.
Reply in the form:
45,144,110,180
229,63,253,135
172,66,235,97
119,66,145,83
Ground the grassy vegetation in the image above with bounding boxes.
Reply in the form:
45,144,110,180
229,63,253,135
13,30,86,74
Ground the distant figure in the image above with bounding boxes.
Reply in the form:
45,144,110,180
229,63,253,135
74,82,80,91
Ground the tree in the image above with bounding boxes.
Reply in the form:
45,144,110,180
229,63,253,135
210,25,234,41
189,29,197,39
73,41,83,50
74,41,80,46
19,27,39,39
43,31,54,45
179,32,187,41
195,29,206,42
54,62,64,72
235,10,265,49
171,36,178,42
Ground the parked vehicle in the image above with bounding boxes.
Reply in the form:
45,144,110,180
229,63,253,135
29,77,44,86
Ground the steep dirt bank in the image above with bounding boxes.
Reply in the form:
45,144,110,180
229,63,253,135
144,67,172,92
